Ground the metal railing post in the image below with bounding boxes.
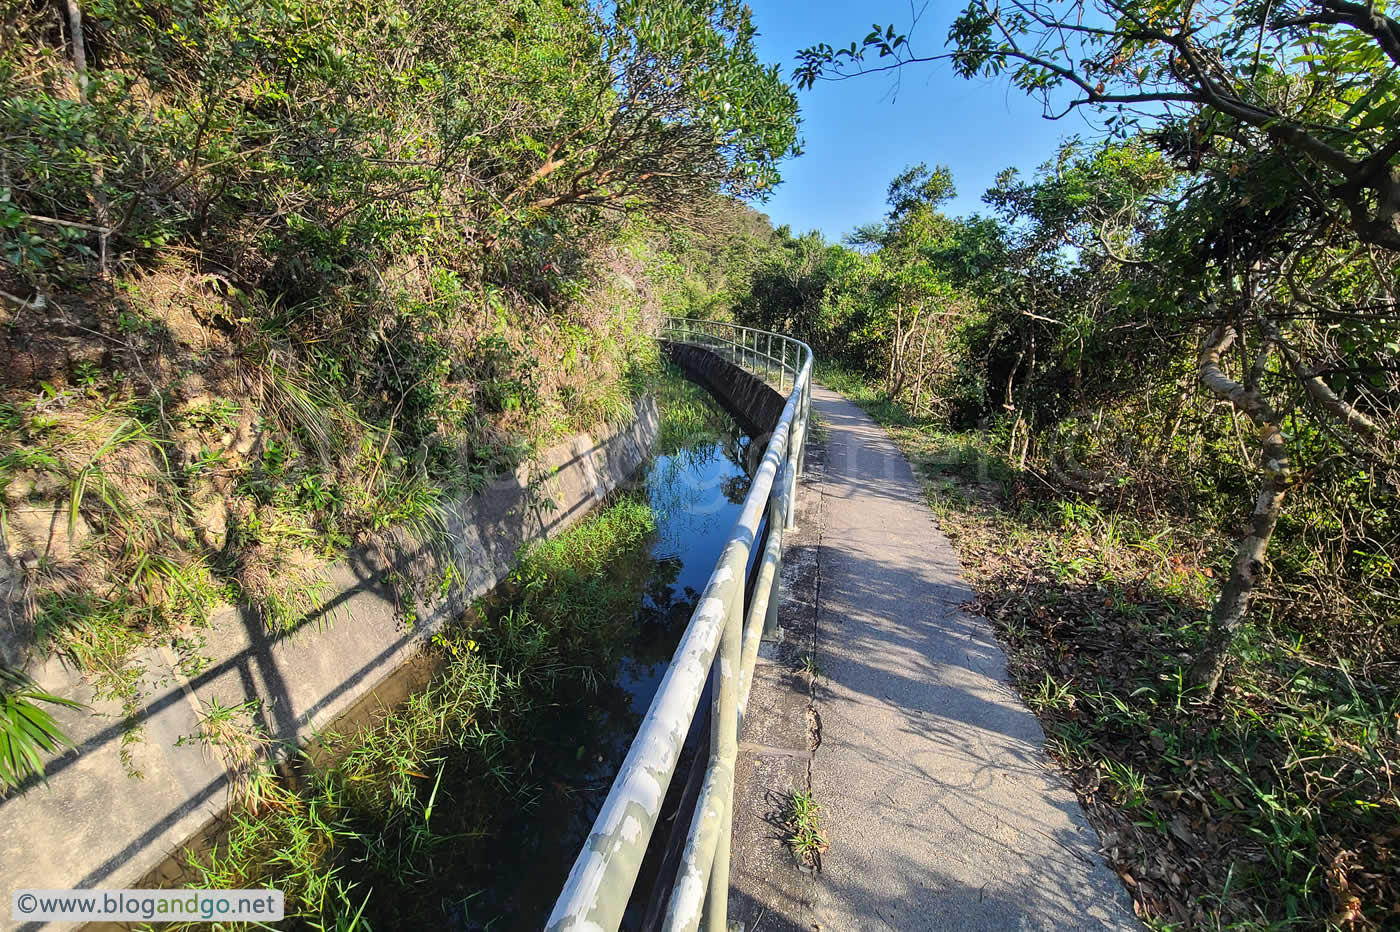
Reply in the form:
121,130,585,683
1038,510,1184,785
764,554,782,640
797,377,810,477
553,319,813,932
763,472,787,640
784,440,799,532
706,592,739,930
666,581,743,932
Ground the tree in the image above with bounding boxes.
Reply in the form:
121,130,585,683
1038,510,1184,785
740,229,833,337
794,11,1400,693
1149,156,1399,691
796,0,1400,251
833,164,971,406
1,0,802,289
504,0,802,217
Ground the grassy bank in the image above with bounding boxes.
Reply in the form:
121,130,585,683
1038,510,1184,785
172,495,658,929
0,273,662,766
820,369,1400,931
163,364,737,929
0,0,797,791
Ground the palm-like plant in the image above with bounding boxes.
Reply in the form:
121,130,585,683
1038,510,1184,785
1,664,79,792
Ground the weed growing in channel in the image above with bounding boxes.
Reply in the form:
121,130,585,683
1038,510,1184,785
175,698,278,810
168,496,658,928
652,362,738,457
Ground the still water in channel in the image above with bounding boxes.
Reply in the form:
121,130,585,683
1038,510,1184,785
465,403,759,928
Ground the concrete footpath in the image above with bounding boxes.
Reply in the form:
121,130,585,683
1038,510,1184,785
728,386,1137,931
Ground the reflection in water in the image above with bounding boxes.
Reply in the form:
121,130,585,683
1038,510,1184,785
158,380,757,932
618,437,756,708
470,420,754,929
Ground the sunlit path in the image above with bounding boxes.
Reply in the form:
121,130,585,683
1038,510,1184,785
729,386,1138,931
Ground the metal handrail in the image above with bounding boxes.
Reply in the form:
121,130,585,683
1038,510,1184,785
547,317,813,932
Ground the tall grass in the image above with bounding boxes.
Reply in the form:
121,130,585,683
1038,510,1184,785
652,362,737,456
170,497,658,929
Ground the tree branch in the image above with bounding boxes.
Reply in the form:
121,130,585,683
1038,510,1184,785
1274,0,1400,68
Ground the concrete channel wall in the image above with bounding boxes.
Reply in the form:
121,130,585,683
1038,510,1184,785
0,396,660,913
662,342,786,437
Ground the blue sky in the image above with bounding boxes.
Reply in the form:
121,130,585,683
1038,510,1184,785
745,0,1093,240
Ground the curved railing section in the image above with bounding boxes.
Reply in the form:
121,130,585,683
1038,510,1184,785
547,318,813,932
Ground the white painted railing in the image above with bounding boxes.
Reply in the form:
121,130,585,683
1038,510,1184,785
546,317,813,931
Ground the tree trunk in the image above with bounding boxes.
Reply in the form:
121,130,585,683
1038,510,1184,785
912,322,930,415
885,306,901,397
1014,333,1036,468
63,0,109,272
1004,339,1027,458
1189,469,1287,694
1189,324,1291,695
1155,371,1193,466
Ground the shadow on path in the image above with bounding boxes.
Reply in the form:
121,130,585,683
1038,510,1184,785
728,385,1139,932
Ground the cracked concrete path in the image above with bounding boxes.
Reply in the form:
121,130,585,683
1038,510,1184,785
729,386,1137,931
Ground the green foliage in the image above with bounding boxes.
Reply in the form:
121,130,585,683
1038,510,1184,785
884,162,955,220
738,229,842,342
0,0,796,742
594,0,803,204
783,787,829,869
801,0,1400,248
174,496,658,927
639,203,781,320
738,166,990,410
0,665,79,793
0,0,799,284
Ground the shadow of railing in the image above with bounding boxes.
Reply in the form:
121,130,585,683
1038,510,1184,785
0,397,662,906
